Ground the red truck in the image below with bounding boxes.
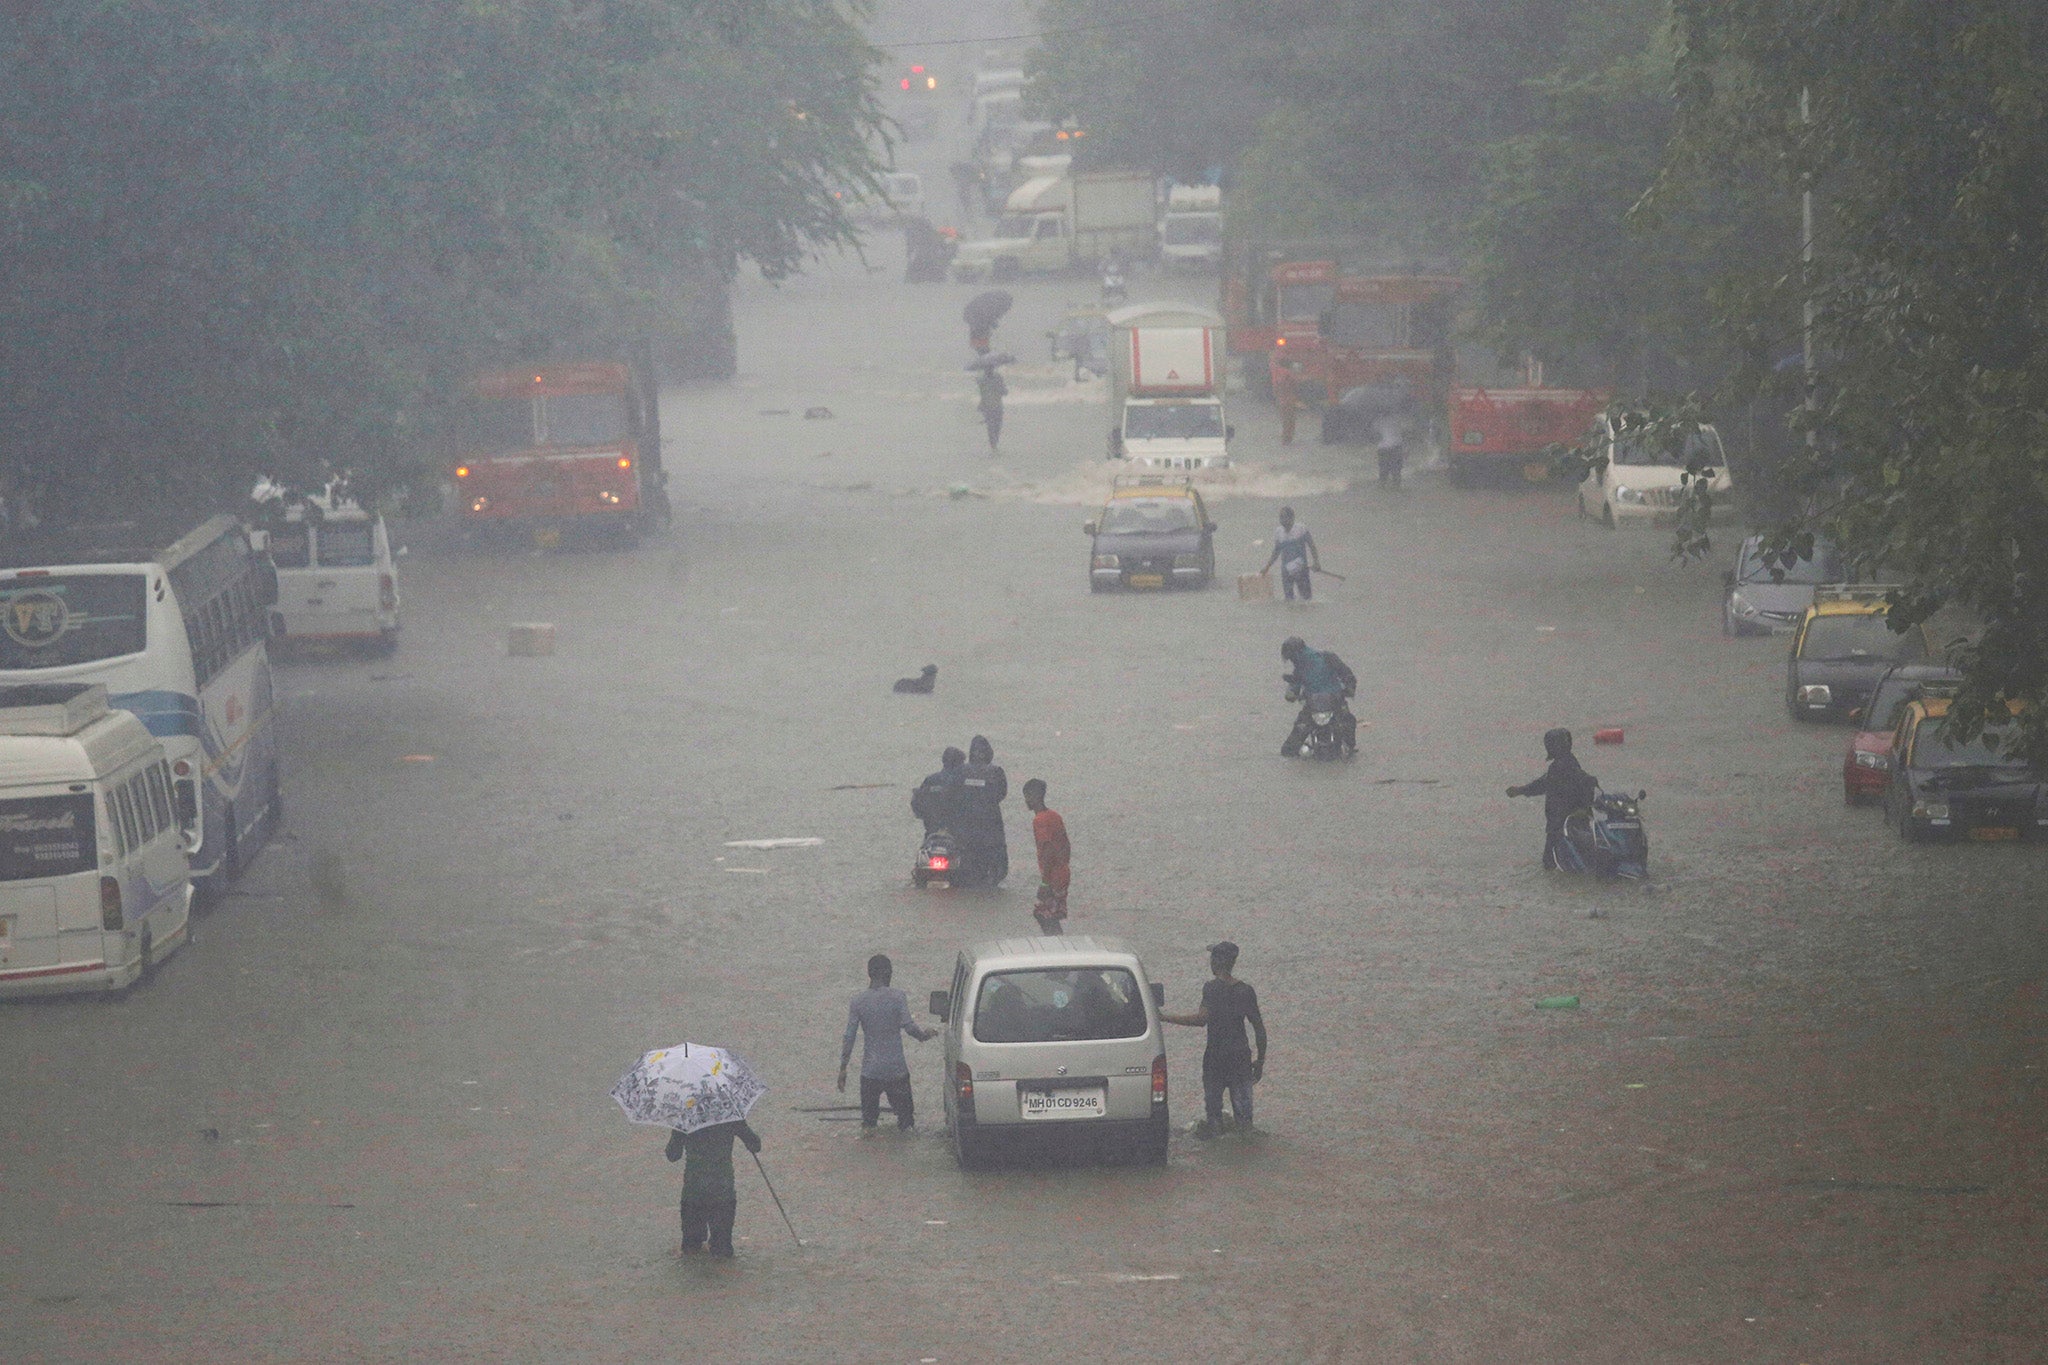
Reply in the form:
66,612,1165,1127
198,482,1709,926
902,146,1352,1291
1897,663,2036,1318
1445,380,1609,485
1218,240,1370,393
453,363,668,546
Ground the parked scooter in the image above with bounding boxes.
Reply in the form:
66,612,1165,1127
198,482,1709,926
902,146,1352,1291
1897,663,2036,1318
914,827,965,889
1554,789,1651,879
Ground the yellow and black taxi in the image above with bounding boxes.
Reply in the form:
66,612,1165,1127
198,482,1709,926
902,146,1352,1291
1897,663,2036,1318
1083,477,1216,591
1785,586,1930,722
1882,697,2047,842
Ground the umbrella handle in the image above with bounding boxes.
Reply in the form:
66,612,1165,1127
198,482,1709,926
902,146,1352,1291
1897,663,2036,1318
752,1150,803,1248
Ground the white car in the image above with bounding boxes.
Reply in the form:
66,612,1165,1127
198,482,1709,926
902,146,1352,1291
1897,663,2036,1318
1578,417,1733,525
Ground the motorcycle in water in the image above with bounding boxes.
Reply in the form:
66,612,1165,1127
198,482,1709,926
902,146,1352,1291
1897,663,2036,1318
1283,686,1349,761
914,827,965,889
1554,789,1650,879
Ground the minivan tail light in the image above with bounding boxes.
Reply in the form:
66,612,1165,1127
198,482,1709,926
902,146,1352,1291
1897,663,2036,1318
1151,1053,1168,1106
955,1061,975,1115
100,876,124,931
379,574,397,610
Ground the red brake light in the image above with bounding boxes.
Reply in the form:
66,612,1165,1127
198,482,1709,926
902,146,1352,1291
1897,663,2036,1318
911,65,924,74
1152,1053,1168,1105
929,855,949,870
955,1061,974,1103
900,77,911,89
617,456,632,469
101,876,123,931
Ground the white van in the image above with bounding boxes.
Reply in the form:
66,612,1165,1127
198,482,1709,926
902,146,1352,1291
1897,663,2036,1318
0,683,192,996
265,503,401,653
929,936,1169,1168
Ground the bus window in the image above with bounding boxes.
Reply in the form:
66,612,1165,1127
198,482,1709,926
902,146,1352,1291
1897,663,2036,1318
146,764,174,832
114,783,140,856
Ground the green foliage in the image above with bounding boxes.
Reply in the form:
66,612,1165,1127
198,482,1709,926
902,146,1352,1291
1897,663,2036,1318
0,0,886,512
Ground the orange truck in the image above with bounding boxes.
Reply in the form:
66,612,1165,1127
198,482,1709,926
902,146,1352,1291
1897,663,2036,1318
1445,380,1609,485
1303,273,1461,417
453,363,668,546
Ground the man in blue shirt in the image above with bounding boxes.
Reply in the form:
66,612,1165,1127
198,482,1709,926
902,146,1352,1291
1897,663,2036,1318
837,954,938,1131
1279,635,1358,756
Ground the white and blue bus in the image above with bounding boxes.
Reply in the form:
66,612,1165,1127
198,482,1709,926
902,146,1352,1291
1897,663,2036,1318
0,516,283,890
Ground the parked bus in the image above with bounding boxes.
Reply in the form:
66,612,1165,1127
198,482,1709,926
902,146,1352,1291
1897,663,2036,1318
0,682,193,996
0,515,282,891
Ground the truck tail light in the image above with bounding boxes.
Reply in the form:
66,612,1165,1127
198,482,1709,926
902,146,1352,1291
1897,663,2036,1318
101,876,124,931
379,574,397,610
955,1061,975,1117
1151,1053,1168,1106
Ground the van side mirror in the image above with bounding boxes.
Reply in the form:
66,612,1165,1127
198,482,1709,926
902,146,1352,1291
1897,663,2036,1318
1083,521,1097,536
928,990,950,1022
1149,982,1165,1008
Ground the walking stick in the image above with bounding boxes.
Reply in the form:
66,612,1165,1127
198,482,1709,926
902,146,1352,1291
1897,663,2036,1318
751,1150,804,1247
1311,567,1348,581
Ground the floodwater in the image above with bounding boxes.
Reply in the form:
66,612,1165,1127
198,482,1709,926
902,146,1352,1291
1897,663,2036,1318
4,22,2044,1365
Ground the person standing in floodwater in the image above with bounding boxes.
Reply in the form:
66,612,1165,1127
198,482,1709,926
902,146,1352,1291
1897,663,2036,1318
838,953,937,1132
1023,777,1069,934
666,1118,762,1257
959,735,1009,885
1161,940,1268,1138
1261,507,1320,602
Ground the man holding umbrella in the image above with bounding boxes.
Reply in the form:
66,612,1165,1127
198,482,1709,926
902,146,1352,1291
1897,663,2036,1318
612,1042,790,1259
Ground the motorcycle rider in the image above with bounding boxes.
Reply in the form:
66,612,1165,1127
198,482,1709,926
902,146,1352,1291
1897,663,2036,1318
1279,636,1357,756
1506,728,1598,869
957,735,1009,886
912,746,967,837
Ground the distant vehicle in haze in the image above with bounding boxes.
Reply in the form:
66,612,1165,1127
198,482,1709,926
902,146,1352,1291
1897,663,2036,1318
453,363,668,548
1158,184,1223,271
1084,477,1217,592
1721,533,1844,635
0,515,281,895
261,495,402,655
0,682,193,997
1577,416,1733,526
1843,663,1961,804
1786,586,1930,722
951,170,1157,281
1105,304,1231,470
1445,379,1608,487
1882,696,2046,842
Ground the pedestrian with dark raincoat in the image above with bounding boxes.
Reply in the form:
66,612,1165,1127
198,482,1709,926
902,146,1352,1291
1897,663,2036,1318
958,735,1009,886
912,747,966,835
976,367,1007,451
1507,727,1599,869
666,1119,762,1257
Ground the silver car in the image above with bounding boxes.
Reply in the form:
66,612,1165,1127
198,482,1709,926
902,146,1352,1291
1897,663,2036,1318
1722,534,1844,635
930,937,1169,1168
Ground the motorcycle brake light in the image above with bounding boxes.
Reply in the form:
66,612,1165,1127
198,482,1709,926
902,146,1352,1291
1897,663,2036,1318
929,855,950,870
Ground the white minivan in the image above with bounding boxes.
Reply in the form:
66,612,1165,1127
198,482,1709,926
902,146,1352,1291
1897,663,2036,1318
265,503,401,653
1578,415,1734,526
930,936,1170,1168
0,683,192,996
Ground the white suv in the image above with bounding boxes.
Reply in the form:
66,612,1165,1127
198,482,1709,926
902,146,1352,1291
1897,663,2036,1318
930,937,1169,1168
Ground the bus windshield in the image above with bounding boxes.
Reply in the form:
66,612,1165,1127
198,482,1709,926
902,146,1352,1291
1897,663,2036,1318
463,397,538,454
1323,301,1405,348
0,575,148,669
1277,283,1334,322
541,393,630,445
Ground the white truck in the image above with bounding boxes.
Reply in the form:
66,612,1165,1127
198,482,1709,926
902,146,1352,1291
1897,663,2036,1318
952,170,1157,281
1106,303,1231,469
1158,184,1223,270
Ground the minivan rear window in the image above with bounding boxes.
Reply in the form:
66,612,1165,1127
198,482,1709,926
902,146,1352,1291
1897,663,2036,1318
973,968,1149,1043
0,794,97,881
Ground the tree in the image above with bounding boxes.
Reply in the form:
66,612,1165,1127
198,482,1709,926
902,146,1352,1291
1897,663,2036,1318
0,0,887,513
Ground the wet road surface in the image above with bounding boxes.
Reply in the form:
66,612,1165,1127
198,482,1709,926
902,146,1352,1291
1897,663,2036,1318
6,55,2046,1365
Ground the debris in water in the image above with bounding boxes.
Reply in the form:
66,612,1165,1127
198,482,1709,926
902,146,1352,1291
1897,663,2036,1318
724,838,823,850
830,783,895,791
400,754,435,763
1535,995,1581,1010
804,406,834,420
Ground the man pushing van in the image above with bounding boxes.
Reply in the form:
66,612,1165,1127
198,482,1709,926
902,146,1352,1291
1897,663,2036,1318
1161,941,1268,1138
838,954,938,1132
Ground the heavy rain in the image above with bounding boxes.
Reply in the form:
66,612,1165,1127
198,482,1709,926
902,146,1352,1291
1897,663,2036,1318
2,0,2045,1360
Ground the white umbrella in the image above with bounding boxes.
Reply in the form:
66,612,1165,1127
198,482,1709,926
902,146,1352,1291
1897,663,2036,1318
609,1043,766,1133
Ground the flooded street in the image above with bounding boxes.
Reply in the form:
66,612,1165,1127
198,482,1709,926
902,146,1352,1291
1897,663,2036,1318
3,61,2045,1363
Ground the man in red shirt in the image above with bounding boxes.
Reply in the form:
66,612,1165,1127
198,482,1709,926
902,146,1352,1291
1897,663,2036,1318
1023,778,1069,934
